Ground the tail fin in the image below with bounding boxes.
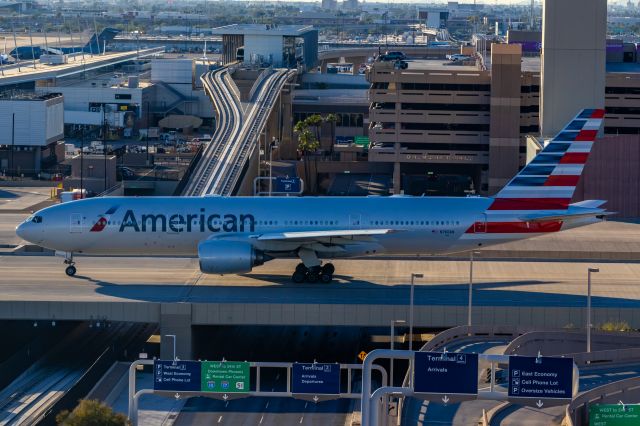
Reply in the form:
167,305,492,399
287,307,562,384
490,108,605,211
83,28,120,54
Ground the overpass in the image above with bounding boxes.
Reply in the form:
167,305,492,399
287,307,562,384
0,48,164,87
0,255,639,360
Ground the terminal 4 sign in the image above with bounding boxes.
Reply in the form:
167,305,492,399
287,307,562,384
153,360,250,394
291,363,340,395
413,352,478,403
508,356,574,407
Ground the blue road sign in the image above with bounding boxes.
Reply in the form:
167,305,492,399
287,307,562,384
274,177,302,193
291,363,340,395
153,360,201,392
508,356,573,400
414,352,479,395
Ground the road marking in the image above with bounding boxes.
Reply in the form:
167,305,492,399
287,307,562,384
217,415,223,423
259,415,264,424
304,402,308,409
299,416,304,424
265,402,269,409
225,401,229,408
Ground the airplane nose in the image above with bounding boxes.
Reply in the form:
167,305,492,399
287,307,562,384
16,222,29,242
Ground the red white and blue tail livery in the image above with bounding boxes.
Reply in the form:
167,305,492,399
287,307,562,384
17,109,609,282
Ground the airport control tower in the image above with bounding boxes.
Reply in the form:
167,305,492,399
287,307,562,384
540,0,606,137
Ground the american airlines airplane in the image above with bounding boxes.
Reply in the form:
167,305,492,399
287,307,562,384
17,109,609,283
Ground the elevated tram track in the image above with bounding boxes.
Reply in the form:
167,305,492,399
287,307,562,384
183,66,295,196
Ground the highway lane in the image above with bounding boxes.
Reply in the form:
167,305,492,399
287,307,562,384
0,256,639,308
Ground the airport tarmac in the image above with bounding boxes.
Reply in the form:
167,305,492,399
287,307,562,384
0,255,638,308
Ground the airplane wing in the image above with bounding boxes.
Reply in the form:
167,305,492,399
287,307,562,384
255,228,399,241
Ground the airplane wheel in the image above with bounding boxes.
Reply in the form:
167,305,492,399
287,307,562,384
292,270,306,283
320,273,333,284
322,263,335,275
65,265,77,277
306,270,320,283
295,263,307,273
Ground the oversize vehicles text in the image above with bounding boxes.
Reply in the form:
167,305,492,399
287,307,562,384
119,209,255,233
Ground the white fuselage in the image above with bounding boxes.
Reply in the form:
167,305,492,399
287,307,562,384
16,195,599,259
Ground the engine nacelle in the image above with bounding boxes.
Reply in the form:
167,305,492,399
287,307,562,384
198,240,269,274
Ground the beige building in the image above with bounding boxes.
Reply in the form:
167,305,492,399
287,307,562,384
366,44,640,195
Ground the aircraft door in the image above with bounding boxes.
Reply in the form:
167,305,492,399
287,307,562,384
474,213,487,233
69,213,83,233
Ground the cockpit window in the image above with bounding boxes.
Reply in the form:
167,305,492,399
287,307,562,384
31,216,42,223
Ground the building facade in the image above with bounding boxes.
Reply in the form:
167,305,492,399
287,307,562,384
366,43,640,196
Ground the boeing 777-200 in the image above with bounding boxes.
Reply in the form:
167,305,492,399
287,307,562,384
17,109,609,283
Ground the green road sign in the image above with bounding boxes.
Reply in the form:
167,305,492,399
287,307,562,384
590,404,640,426
201,361,250,393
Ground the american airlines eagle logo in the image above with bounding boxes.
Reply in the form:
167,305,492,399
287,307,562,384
90,206,119,232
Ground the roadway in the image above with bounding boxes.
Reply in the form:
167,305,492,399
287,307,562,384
0,256,639,308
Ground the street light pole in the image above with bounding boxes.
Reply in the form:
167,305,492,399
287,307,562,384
409,273,423,352
164,334,177,361
390,319,405,387
468,251,481,327
587,267,599,353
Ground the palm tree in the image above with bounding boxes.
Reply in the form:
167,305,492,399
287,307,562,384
324,113,338,154
294,119,319,193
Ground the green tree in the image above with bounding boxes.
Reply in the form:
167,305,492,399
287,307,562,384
294,118,319,193
57,399,130,426
323,113,338,153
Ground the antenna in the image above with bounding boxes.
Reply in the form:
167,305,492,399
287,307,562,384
530,0,535,30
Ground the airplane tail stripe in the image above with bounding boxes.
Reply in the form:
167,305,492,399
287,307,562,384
543,175,581,186
559,152,589,164
465,220,563,234
488,198,571,211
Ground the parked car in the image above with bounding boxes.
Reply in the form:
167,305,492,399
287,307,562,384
384,51,406,61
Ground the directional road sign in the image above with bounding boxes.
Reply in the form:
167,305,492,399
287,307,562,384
413,352,478,403
508,355,574,408
291,363,340,396
274,177,302,194
153,360,201,392
589,404,640,426
201,361,250,393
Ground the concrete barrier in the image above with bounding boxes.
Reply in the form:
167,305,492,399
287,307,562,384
565,377,640,426
504,331,640,356
566,347,640,367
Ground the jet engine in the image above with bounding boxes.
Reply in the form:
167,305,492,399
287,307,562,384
197,240,270,274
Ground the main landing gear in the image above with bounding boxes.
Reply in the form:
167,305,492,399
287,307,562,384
292,263,335,284
63,254,76,277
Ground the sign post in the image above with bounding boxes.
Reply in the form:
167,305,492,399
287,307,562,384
589,404,640,426
291,363,340,402
413,352,479,404
508,355,575,408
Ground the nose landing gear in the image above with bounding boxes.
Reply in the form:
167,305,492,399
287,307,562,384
63,253,76,277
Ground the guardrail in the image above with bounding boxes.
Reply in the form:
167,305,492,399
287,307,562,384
248,66,273,101
504,331,640,356
565,377,640,426
566,347,640,367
